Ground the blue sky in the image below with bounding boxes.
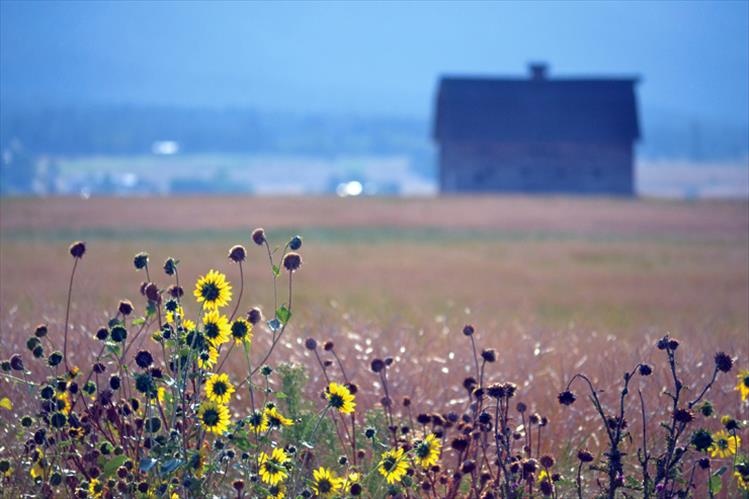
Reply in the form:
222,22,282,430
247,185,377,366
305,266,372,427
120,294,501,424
1,0,748,126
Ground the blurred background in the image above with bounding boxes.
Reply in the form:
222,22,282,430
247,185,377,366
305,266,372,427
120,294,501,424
1,0,747,198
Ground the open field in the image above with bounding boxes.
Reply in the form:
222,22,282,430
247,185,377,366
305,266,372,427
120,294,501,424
1,196,747,495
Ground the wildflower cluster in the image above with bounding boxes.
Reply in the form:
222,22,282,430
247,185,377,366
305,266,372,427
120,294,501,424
0,232,744,498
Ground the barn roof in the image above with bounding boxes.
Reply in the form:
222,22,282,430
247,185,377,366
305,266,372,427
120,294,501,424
434,70,640,143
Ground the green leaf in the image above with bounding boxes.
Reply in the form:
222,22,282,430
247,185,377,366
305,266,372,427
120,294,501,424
139,457,157,473
159,459,183,476
132,317,145,326
275,392,288,399
272,265,280,277
709,475,723,495
146,302,156,317
275,305,291,325
714,466,727,477
102,455,128,477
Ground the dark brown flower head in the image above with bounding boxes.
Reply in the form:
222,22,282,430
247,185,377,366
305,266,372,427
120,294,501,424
283,252,302,272
558,391,576,406
540,479,553,496
699,401,714,417
69,241,86,258
516,402,527,413
228,245,246,263
691,429,713,452
540,455,555,468
503,382,517,398
251,228,266,246
481,348,497,363
698,457,710,469
135,351,153,369
34,324,48,338
371,358,385,373
714,352,733,373
577,449,594,462
345,382,358,395
133,252,149,270
233,480,244,491
10,354,24,371
167,285,184,298
462,324,475,336
461,460,476,474
638,363,653,376
487,383,505,399
674,408,694,424
451,437,469,452
304,338,317,350
323,341,334,351
402,396,411,407
247,307,262,325
722,416,739,431
529,413,540,425
118,300,134,316
540,416,549,427
668,339,680,350
417,413,431,425
144,283,160,303
522,458,538,474
323,359,333,368
463,377,477,392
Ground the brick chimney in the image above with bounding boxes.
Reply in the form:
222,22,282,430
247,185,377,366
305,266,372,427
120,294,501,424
529,62,548,80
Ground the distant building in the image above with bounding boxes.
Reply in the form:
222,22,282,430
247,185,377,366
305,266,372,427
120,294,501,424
433,63,640,195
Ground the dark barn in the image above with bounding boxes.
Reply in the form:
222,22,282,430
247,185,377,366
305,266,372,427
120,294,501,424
433,64,640,195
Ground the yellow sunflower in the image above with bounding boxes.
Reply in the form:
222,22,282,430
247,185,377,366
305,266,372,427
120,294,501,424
202,310,230,347
230,318,253,344
413,433,441,468
197,347,219,369
709,430,740,458
247,409,269,433
737,369,749,401
379,447,409,484
342,472,360,493
205,373,235,404
259,448,290,486
311,466,343,497
89,478,104,498
326,382,356,414
194,270,232,310
166,306,184,325
264,406,294,428
197,400,230,435
57,391,72,415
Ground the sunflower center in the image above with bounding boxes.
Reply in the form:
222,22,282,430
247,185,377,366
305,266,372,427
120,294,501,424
249,413,263,426
415,442,430,458
204,323,219,339
232,323,247,338
202,409,220,426
201,282,220,301
718,438,728,449
212,381,227,395
329,394,344,408
269,416,281,426
318,479,332,493
382,457,395,471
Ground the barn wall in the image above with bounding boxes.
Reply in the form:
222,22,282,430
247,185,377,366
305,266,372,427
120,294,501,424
439,141,634,195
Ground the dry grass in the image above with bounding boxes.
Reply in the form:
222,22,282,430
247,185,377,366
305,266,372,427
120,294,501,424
1,196,747,469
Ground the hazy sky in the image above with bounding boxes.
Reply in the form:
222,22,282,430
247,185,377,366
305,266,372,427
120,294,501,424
1,0,747,125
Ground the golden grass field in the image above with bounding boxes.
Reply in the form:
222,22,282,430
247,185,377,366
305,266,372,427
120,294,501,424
1,195,747,461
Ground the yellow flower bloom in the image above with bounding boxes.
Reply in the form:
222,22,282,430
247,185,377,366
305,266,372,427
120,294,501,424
194,270,232,310
326,382,356,414
0,397,12,410
709,430,740,458
736,470,749,491
259,448,289,486
183,319,196,331
247,409,269,433
230,318,253,345
197,347,219,369
57,391,72,415
157,387,167,404
166,306,184,325
413,433,441,468
379,447,409,484
202,310,230,347
29,448,45,479
737,369,749,401
342,472,360,493
205,373,235,404
311,466,343,497
89,478,104,498
197,400,230,435
265,406,294,428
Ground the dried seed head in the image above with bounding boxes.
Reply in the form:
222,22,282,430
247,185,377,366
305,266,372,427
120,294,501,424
304,338,317,350
558,391,576,406
487,383,505,399
481,349,497,363
228,245,246,263
251,228,266,245
714,352,733,373
371,358,385,373
247,307,262,325
118,300,134,316
69,241,86,259
402,396,411,407
516,402,527,413
462,325,475,336
10,354,24,371
144,283,160,303
323,341,334,351
540,455,555,468
283,252,302,272
577,449,594,462
135,351,154,369
674,408,694,424
638,363,653,376
289,235,303,251
668,339,680,350
133,252,149,270
34,324,48,338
